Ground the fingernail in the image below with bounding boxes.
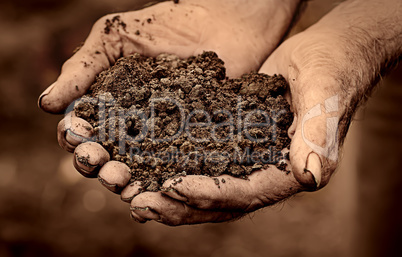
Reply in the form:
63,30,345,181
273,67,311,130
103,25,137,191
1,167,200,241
74,153,98,178
66,130,87,146
121,182,142,203
38,83,55,109
98,176,120,193
304,152,322,188
130,206,160,221
65,118,94,146
161,187,188,202
130,211,147,223
98,161,131,194
130,206,149,211
74,142,110,177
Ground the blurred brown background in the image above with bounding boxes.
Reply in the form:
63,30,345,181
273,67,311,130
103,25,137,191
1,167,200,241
0,0,401,256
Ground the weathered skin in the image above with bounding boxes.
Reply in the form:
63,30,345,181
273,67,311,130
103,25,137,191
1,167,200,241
39,0,300,113
39,0,402,225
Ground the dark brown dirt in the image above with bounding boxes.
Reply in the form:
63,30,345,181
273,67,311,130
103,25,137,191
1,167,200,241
74,51,293,191
104,15,127,34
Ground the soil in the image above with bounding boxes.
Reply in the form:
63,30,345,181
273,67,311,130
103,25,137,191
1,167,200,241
74,51,293,192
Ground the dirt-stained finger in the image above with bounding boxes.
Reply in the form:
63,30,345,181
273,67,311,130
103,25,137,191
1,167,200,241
57,116,94,152
121,181,143,203
73,142,110,178
98,161,131,194
38,14,121,114
130,192,244,226
161,166,301,212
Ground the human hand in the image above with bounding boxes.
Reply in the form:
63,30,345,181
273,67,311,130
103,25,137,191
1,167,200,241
39,0,300,113
42,0,302,222
126,0,402,225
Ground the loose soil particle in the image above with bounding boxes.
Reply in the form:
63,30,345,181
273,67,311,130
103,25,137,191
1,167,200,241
104,15,127,34
74,52,293,191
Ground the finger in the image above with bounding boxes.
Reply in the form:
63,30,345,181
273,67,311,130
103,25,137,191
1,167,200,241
287,88,340,190
259,36,340,190
130,192,244,226
121,181,143,203
57,115,94,152
73,142,110,178
161,166,301,212
38,14,121,114
98,161,131,194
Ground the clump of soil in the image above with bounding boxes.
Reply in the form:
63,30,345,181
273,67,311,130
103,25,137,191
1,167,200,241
74,52,293,192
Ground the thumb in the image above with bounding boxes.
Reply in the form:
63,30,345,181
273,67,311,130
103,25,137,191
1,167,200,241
288,75,341,190
263,55,340,189
260,33,342,190
38,15,121,114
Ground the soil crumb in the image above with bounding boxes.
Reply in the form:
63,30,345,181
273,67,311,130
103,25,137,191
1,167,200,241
74,51,293,191
104,15,127,34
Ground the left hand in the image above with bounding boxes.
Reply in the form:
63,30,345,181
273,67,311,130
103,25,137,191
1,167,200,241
127,0,386,225
105,0,402,225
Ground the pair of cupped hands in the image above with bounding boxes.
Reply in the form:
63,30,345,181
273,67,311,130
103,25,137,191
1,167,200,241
38,0,355,225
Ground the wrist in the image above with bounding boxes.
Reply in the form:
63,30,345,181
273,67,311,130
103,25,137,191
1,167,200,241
310,0,402,93
295,0,402,142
